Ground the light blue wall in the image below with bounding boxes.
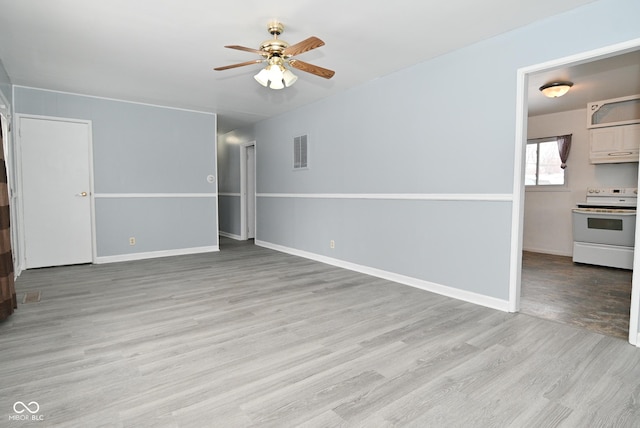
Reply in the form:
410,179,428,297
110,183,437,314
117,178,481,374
217,127,255,237
0,58,10,106
252,0,640,302
14,87,218,258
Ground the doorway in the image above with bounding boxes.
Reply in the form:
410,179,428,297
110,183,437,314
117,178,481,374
511,38,640,346
17,115,95,269
240,141,256,240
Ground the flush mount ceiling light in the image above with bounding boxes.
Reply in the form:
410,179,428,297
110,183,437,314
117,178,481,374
539,81,573,98
214,21,335,90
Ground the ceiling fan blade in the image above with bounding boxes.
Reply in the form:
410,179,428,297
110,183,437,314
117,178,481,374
225,45,265,55
289,60,335,79
283,36,325,57
214,59,263,71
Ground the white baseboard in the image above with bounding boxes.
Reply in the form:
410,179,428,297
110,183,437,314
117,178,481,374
219,231,243,240
255,240,510,312
95,245,219,264
522,247,572,257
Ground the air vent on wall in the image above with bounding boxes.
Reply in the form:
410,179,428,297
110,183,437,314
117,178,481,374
293,134,308,169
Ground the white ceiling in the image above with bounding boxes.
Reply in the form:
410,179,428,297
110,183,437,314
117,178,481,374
0,0,618,133
528,50,640,117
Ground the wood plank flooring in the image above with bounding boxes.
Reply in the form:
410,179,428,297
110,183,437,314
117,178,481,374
521,251,633,340
1,238,640,427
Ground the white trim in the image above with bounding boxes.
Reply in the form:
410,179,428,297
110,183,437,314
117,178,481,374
256,240,510,312
219,192,241,197
15,114,97,269
522,247,572,258
95,245,219,264
510,37,640,343
93,193,217,198
0,103,19,277
257,193,513,202
13,85,216,116
219,231,242,240
214,125,220,250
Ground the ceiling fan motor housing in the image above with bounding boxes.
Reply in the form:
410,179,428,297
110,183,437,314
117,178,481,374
260,39,288,57
261,22,288,58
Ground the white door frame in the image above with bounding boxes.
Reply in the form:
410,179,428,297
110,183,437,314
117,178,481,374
509,37,640,346
239,141,256,240
15,114,97,269
0,97,19,276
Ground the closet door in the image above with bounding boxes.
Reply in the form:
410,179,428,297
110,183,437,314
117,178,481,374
19,116,93,268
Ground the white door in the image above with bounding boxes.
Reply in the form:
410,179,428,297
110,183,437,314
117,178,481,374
246,145,256,239
19,116,93,268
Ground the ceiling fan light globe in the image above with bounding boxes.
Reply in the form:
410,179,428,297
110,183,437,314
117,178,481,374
283,69,298,87
254,68,270,86
268,65,284,83
269,79,285,90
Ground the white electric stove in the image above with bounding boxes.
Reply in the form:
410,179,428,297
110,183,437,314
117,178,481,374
572,187,637,269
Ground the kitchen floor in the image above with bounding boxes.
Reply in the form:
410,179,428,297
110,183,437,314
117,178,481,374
520,251,633,340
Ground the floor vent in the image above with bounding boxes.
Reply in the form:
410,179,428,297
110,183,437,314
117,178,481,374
22,291,41,304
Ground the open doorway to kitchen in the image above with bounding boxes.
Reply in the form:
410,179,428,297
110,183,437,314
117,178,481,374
512,40,640,345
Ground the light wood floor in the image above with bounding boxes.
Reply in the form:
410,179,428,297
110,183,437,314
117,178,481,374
2,238,640,427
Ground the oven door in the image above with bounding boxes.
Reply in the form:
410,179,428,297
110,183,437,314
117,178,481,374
572,208,636,247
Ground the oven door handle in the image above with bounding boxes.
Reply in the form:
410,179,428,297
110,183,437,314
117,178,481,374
573,208,637,215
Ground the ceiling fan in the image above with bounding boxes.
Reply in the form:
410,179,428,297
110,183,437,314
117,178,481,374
214,22,335,89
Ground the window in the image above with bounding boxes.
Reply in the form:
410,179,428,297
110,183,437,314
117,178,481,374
293,134,308,169
525,138,565,186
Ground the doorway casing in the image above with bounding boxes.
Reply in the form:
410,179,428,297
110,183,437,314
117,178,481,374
239,141,256,240
510,37,640,346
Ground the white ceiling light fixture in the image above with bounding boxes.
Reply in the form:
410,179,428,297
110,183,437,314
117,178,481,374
539,81,573,98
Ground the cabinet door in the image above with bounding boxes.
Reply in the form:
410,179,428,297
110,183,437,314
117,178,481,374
621,124,640,151
589,124,640,163
590,127,619,154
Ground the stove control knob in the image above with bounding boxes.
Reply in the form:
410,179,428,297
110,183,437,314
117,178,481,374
635,189,638,194
588,189,594,193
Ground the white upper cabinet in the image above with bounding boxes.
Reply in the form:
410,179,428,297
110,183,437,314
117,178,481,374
589,124,640,164
588,95,640,164
588,94,640,129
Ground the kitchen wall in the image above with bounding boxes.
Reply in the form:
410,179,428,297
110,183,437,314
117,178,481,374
13,86,218,264
525,108,639,255
222,0,640,311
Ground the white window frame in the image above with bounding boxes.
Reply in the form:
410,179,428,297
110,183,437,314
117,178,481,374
525,137,568,191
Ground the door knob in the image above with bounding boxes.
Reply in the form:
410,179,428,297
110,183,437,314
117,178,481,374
77,192,88,197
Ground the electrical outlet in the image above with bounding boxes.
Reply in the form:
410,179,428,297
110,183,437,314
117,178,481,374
129,237,136,246
330,240,335,249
